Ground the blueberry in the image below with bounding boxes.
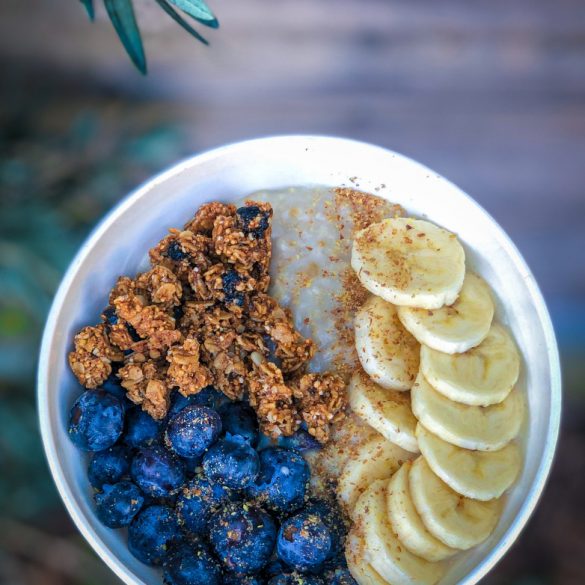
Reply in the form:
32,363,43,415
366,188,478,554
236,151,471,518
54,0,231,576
88,445,131,488
268,574,324,585
209,501,277,575
277,511,333,573
68,390,124,452
166,240,187,261
167,387,225,419
279,430,320,453
202,435,259,490
94,480,144,528
327,568,358,585
102,306,118,325
126,323,142,342
163,540,223,585
218,401,259,446
176,474,232,535
223,575,265,585
125,407,162,448
262,335,282,369
173,304,184,322
99,372,129,405
264,557,287,578
165,405,222,459
246,448,309,514
128,505,180,566
304,499,348,560
236,206,270,238
222,269,245,306
131,445,186,498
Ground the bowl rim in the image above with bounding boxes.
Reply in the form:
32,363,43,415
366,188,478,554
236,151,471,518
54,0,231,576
37,134,562,585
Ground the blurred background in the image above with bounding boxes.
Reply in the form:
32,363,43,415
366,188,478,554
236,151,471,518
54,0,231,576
0,0,583,583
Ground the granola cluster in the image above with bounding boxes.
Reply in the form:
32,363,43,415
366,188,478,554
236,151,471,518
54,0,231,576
68,201,347,441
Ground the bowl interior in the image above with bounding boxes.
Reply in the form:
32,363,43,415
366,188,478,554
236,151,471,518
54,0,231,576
38,136,561,585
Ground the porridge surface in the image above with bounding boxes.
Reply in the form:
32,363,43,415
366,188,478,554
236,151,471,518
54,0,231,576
238,186,400,378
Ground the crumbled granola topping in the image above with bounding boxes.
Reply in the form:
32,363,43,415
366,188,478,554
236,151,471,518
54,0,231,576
67,199,346,442
68,324,123,388
118,358,170,420
293,373,347,443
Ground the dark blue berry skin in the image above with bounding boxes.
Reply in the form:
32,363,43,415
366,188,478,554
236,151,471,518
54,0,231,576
163,541,223,585
222,269,245,307
264,558,287,578
126,323,142,342
209,501,277,575
166,241,187,261
203,435,259,490
262,335,282,369
268,574,324,585
279,430,320,453
102,306,118,325
304,499,348,561
218,401,259,446
246,448,309,514
327,568,358,585
176,474,232,535
99,372,131,408
68,390,124,452
223,575,265,585
128,505,180,566
124,407,162,448
237,206,271,238
167,387,225,419
131,446,186,498
88,445,131,489
94,481,144,528
165,405,222,459
277,511,333,573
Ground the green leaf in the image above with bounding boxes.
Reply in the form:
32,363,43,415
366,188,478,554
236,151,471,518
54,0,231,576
103,0,147,74
166,0,219,28
155,0,209,45
79,0,95,20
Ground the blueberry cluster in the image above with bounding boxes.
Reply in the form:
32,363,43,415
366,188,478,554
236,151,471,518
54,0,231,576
68,379,355,584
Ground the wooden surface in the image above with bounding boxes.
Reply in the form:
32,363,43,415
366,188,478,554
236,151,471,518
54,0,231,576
1,1,584,583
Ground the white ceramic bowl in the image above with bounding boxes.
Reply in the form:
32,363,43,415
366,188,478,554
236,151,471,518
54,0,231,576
38,136,561,585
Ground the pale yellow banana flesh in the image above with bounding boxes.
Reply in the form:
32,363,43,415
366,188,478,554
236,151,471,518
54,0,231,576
397,272,494,354
351,217,465,309
354,295,420,390
349,370,419,453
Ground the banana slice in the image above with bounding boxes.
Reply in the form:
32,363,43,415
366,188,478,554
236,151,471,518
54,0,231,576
307,414,377,495
346,531,390,585
420,323,520,406
416,423,522,501
386,462,458,562
337,434,413,515
351,217,465,310
397,273,494,354
354,296,420,390
411,372,524,451
353,480,444,585
409,457,501,550
349,370,419,452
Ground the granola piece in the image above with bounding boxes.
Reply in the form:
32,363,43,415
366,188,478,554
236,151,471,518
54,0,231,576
293,373,347,443
179,300,215,336
203,264,257,312
167,338,213,397
108,276,135,305
184,202,237,235
149,229,213,282
113,293,181,355
68,324,124,388
212,202,273,280
248,362,300,438
206,347,249,401
118,358,170,420
135,265,182,307
248,294,315,373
